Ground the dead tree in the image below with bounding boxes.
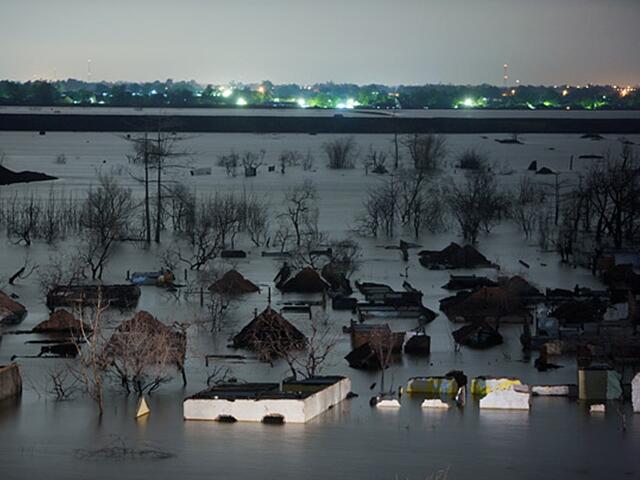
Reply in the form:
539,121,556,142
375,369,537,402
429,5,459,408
581,145,640,248
127,124,190,244
79,175,133,279
323,137,358,169
369,329,396,394
102,312,187,396
243,196,271,247
282,180,319,246
512,176,547,239
402,133,447,172
69,301,108,416
218,151,240,177
241,150,266,176
447,168,507,243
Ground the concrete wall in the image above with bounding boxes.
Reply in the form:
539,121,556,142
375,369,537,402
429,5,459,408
184,378,351,424
0,364,22,401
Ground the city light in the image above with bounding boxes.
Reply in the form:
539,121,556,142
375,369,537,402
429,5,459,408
297,98,307,108
222,88,233,98
236,97,247,106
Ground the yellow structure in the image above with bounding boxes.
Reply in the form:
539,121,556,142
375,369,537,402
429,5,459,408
136,396,150,419
406,377,459,395
471,377,522,396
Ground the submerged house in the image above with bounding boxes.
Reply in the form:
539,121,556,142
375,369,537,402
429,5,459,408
275,265,330,294
232,307,307,359
549,299,606,326
46,284,141,310
184,376,351,424
209,270,259,296
355,281,437,323
103,311,187,382
32,309,92,335
418,242,494,270
440,286,531,324
452,321,503,349
442,275,497,291
0,290,27,325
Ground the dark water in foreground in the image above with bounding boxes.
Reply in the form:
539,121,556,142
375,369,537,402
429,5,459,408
1,352,637,480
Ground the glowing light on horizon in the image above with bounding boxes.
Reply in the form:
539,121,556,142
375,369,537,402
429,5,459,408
236,97,247,106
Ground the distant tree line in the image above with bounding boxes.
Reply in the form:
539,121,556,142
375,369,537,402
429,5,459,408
0,79,638,110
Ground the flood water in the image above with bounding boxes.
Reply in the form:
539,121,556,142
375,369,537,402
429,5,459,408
0,129,638,479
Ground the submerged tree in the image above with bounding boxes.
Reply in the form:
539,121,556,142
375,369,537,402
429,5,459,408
402,133,447,172
323,137,358,169
282,180,319,246
447,168,508,243
127,123,190,244
79,175,134,279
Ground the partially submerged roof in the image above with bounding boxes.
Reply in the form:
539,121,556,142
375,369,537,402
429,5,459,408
442,275,497,291
440,286,528,321
277,267,330,293
452,321,503,349
232,307,307,356
209,270,259,295
419,242,493,270
550,300,606,324
0,290,27,325
103,311,186,367
46,284,141,309
33,309,92,334
188,376,345,401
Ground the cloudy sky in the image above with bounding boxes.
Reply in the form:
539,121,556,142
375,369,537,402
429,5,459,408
1,0,638,85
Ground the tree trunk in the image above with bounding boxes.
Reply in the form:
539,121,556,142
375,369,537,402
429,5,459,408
144,136,151,244
155,160,162,243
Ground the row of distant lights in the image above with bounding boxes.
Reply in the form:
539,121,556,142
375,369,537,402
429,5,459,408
216,86,360,109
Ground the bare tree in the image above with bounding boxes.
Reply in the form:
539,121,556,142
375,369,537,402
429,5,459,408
175,196,224,270
242,150,266,176
364,148,389,174
282,180,319,246
447,168,507,243
79,175,134,279
127,126,190,244
323,137,358,169
512,176,547,239
456,148,487,170
166,182,195,236
250,310,337,379
369,329,397,393
69,302,108,416
581,145,640,248
244,196,271,247
37,249,87,296
5,193,41,246
218,151,240,177
101,312,186,396
403,133,447,172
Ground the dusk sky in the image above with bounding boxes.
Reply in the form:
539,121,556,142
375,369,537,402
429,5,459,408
1,0,639,86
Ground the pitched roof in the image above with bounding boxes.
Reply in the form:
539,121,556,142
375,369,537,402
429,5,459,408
209,270,259,295
232,307,307,357
0,290,27,325
278,267,330,293
104,311,186,367
419,242,493,269
33,309,92,334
